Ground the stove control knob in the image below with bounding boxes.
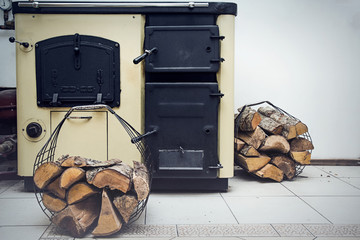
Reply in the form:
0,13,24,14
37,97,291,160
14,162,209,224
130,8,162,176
26,122,43,138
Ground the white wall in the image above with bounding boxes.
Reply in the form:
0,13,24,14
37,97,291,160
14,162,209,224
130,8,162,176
234,0,360,159
0,29,15,87
1,0,359,159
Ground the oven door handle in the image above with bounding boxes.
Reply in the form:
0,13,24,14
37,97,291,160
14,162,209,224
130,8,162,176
133,47,158,64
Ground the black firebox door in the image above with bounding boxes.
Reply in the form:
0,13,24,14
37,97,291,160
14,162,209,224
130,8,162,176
145,82,220,178
35,34,120,107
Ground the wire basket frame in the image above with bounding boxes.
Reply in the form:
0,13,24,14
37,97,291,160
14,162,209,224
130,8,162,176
235,101,313,178
33,104,153,224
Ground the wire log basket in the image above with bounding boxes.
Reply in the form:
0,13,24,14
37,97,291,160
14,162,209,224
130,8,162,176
33,104,152,225
235,101,313,178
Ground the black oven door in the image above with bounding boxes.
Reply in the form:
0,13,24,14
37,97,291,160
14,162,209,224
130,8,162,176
145,82,220,178
145,25,221,72
35,34,120,107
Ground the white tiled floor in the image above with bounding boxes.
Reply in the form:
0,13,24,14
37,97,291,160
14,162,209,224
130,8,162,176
223,174,294,197
0,166,360,239
302,196,360,224
281,176,360,196
146,194,237,224
224,196,328,224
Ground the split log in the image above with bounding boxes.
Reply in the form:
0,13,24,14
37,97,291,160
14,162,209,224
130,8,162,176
237,126,266,149
46,177,66,199
258,106,304,139
295,122,308,136
258,114,283,135
86,167,105,185
240,145,260,157
259,135,290,154
290,137,314,151
59,155,122,168
92,190,122,237
60,167,85,189
257,106,276,116
59,155,88,168
271,155,296,180
113,194,138,223
255,164,284,182
281,124,297,140
290,151,311,165
42,193,67,212
52,195,101,238
34,162,63,189
132,161,150,201
36,159,150,237
234,138,245,152
91,163,133,193
236,106,261,131
67,182,99,205
235,154,271,172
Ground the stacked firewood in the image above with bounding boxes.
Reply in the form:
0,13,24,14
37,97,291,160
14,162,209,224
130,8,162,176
33,155,150,237
234,106,314,182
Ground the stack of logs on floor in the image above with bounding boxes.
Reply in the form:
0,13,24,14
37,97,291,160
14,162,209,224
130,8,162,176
235,106,314,182
33,155,150,237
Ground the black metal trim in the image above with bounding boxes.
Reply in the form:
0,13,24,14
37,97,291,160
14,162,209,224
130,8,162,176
12,1,237,16
151,177,228,191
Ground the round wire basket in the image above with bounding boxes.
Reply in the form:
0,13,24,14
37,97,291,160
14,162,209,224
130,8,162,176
235,101,313,178
33,104,153,225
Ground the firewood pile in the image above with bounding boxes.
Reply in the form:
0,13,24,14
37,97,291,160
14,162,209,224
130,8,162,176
33,155,150,237
234,103,314,182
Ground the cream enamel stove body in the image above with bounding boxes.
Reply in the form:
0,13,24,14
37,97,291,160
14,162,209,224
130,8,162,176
12,1,237,191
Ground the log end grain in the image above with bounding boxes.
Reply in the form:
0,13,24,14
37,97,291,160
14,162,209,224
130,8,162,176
235,154,271,172
34,162,63,189
259,135,290,154
92,190,122,237
52,195,100,238
42,193,67,212
255,164,284,182
60,167,85,189
67,182,99,205
113,195,138,223
290,151,311,165
271,155,296,180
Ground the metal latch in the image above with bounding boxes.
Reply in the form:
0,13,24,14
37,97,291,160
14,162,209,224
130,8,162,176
210,36,225,40
208,163,223,169
210,92,224,98
74,33,81,70
210,58,225,63
133,47,158,64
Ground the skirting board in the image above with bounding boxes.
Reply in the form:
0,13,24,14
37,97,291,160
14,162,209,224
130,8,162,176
310,159,360,166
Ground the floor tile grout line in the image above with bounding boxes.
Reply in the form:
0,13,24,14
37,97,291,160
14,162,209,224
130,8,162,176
301,223,316,238
269,223,281,237
303,224,321,239
0,180,21,195
220,192,239,224
320,167,360,190
287,195,360,197
335,177,360,191
0,224,50,227
0,197,37,199
280,182,334,224
144,205,147,225
314,166,360,182
39,224,52,239
175,224,179,237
